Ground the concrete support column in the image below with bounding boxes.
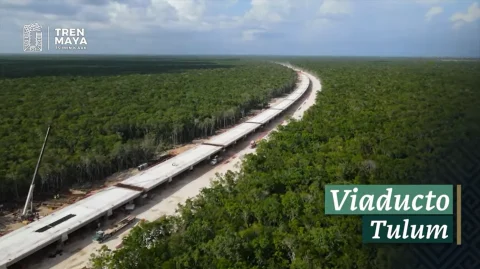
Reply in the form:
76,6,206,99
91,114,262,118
61,233,68,242
189,166,193,171
107,209,113,217
56,239,65,252
168,177,172,183
1,264,7,269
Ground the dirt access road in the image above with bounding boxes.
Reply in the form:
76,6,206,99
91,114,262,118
31,66,322,269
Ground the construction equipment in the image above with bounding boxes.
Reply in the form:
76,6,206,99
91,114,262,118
210,155,223,165
125,204,135,211
42,202,64,210
137,163,148,171
250,140,257,149
92,215,135,243
22,125,51,220
137,152,174,171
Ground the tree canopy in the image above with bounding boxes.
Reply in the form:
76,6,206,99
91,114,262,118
0,58,296,202
90,58,480,269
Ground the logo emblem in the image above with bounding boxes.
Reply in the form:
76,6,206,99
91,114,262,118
23,23,43,52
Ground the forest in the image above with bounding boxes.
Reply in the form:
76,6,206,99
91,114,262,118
90,58,480,269
0,57,296,202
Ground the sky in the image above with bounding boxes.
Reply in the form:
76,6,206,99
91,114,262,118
0,0,479,57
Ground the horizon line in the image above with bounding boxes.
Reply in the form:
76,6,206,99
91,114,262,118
0,53,479,59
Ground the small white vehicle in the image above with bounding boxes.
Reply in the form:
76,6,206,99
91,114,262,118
210,155,223,165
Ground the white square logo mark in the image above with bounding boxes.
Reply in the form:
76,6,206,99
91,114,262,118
23,23,43,52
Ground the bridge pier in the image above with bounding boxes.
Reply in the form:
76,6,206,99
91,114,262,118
61,233,68,242
55,238,65,255
106,209,113,218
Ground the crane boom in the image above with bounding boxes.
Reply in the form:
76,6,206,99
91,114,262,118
22,125,51,217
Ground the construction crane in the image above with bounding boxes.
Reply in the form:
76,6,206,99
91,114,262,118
22,125,51,220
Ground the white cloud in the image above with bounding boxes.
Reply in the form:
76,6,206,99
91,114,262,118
0,0,303,49
244,0,294,24
318,0,352,15
242,28,266,41
0,0,233,32
415,0,446,5
425,6,443,21
165,0,206,22
305,17,333,29
2,0,31,5
0,0,352,47
414,0,458,5
450,2,480,29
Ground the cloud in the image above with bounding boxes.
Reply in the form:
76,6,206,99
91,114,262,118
425,6,443,21
450,2,480,29
79,0,111,6
0,0,352,48
1,0,476,56
414,0,457,5
305,17,333,30
1,0,79,16
242,28,267,41
0,0,230,33
244,0,294,24
165,0,206,22
318,0,352,15
415,0,446,5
